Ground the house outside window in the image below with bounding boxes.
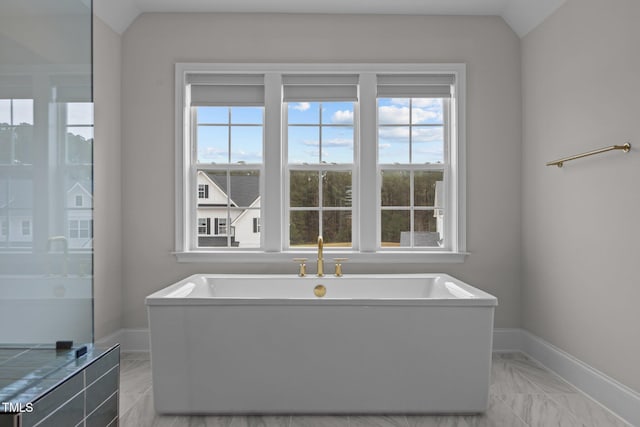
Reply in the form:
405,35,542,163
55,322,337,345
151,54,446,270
175,64,466,263
21,220,31,236
197,218,210,235
198,184,208,199
69,219,92,239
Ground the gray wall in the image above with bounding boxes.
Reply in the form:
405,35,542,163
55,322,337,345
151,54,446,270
120,13,522,329
522,0,640,392
93,16,123,340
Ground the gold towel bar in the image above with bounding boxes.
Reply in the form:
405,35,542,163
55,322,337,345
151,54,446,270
546,142,631,168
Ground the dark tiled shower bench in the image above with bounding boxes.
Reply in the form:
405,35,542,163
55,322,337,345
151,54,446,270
0,344,119,427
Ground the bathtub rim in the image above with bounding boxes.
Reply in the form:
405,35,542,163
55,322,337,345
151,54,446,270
145,273,498,307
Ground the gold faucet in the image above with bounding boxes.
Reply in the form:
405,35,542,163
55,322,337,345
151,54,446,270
317,236,324,277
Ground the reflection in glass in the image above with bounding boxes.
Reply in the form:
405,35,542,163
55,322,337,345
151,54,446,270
0,0,93,351
66,127,93,164
290,210,319,247
381,170,410,206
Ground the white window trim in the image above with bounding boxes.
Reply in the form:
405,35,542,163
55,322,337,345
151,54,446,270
175,63,467,263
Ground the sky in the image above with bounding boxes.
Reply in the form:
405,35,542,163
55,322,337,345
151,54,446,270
195,98,445,165
0,100,94,140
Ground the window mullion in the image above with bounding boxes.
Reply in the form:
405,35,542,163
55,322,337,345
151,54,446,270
263,72,282,252
358,73,377,252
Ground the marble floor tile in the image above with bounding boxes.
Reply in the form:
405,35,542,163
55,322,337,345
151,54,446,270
497,393,588,427
506,358,577,394
350,415,408,427
121,351,151,361
118,351,628,427
119,389,178,427
547,393,631,427
290,416,349,427
461,396,528,427
120,359,153,396
120,390,148,416
406,415,468,427
492,352,530,361
490,359,545,395
406,396,528,427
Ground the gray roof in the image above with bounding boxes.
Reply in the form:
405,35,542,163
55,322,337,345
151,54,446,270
207,173,259,208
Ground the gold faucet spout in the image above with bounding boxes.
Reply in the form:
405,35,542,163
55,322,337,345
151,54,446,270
317,236,324,277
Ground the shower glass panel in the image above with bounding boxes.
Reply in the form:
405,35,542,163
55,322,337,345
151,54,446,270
0,0,93,351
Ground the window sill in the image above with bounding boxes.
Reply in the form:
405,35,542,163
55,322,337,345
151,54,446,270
173,250,468,264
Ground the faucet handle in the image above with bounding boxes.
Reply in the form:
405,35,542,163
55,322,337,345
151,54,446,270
333,258,349,277
293,258,308,277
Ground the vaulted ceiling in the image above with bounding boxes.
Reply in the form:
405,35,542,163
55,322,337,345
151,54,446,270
94,0,566,38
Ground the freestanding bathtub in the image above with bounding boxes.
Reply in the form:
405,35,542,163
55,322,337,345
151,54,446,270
146,274,497,414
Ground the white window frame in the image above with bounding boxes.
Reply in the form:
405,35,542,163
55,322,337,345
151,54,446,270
175,63,467,263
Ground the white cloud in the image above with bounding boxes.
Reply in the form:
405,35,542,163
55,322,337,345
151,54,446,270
302,138,353,147
378,126,443,144
323,138,353,147
331,110,353,124
379,106,410,124
378,105,442,124
292,102,310,112
412,108,441,124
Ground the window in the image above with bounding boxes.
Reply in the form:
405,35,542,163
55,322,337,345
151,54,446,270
21,220,31,236
189,74,264,249
1,220,7,237
75,195,83,207
69,219,92,239
198,217,210,235
176,64,466,262
0,99,34,165
215,218,227,235
198,184,208,199
377,77,450,248
285,77,357,248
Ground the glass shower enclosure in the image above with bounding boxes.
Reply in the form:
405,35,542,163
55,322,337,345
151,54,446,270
0,0,93,362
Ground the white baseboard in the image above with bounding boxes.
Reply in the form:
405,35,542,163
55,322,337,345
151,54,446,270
492,328,524,352
98,327,638,425
520,330,639,427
